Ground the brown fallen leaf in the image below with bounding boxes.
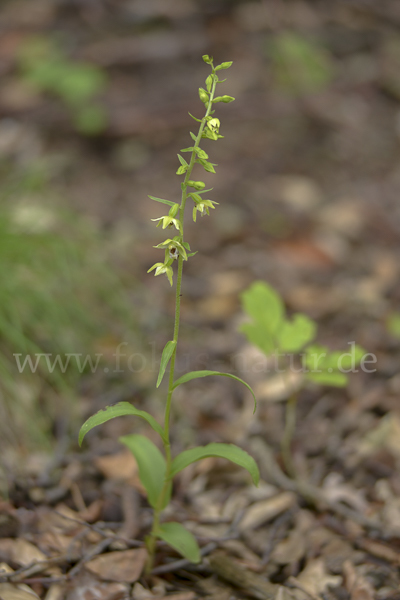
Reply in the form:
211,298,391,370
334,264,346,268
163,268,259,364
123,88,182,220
342,560,375,600
272,529,306,566
0,583,40,600
66,571,129,600
85,548,147,583
238,492,296,532
208,552,277,600
292,558,342,599
0,564,40,600
94,450,139,482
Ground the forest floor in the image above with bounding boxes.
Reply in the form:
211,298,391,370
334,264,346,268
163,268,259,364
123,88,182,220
1,1,400,599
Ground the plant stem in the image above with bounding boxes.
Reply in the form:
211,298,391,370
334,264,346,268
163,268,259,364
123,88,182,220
145,70,218,574
281,393,297,479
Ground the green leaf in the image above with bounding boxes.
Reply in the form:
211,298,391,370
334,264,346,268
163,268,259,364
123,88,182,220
277,313,316,352
171,442,259,486
157,340,176,388
79,402,165,446
215,61,233,71
305,344,365,372
241,281,284,336
148,196,175,207
157,522,200,563
172,370,257,413
120,434,171,509
180,147,195,153
306,371,348,387
190,132,197,141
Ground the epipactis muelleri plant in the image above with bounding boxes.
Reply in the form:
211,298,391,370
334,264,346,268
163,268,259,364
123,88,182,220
79,56,259,572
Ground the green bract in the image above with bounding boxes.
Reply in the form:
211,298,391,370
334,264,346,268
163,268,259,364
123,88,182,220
79,56,258,573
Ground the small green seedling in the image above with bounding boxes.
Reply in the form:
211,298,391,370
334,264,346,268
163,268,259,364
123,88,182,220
79,56,259,572
386,312,400,339
240,281,366,476
269,32,334,96
19,37,107,135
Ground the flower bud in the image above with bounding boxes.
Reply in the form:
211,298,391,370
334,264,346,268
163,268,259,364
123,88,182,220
168,203,179,218
187,181,205,190
198,88,209,104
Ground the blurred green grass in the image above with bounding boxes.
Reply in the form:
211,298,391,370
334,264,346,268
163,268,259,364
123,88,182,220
0,161,136,451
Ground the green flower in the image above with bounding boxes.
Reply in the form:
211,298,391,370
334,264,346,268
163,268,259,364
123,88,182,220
147,260,174,286
151,215,182,233
192,199,218,222
154,238,188,261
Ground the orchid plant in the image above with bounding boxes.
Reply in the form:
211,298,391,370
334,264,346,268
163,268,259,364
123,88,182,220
79,56,259,572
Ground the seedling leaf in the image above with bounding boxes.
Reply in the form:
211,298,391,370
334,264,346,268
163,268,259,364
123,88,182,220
307,371,348,387
277,313,316,352
241,281,284,336
172,370,256,413
157,340,176,387
79,401,165,445
120,434,171,509
387,313,400,339
239,322,275,355
170,442,260,486
157,522,200,563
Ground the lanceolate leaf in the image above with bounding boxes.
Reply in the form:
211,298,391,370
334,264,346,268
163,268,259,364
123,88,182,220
172,370,257,413
120,434,171,509
148,196,175,207
170,442,260,486
157,340,176,388
157,522,200,563
79,401,165,445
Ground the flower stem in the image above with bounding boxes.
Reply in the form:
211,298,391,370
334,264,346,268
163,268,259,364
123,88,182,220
145,68,218,574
